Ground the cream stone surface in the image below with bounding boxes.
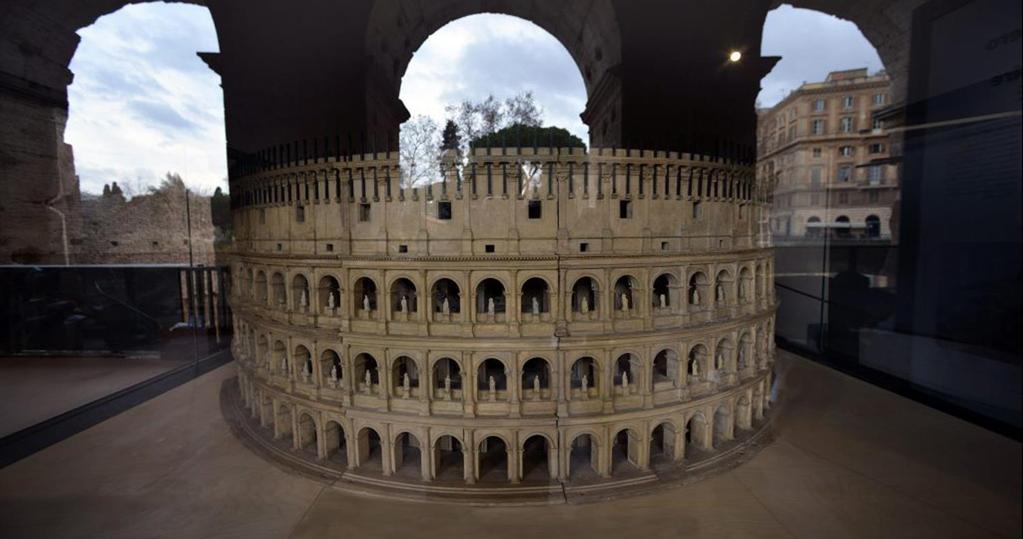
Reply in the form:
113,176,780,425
226,147,777,494
0,351,1018,538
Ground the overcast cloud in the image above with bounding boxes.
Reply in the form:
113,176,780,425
66,4,879,194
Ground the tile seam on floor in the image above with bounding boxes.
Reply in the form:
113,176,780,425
779,436,1012,538
287,483,330,539
730,471,800,539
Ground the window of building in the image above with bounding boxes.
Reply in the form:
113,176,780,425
398,244,408,253
528,200,542,219
869,190,880,203
295,205,305,223
868,165,884,184
872,118,884,130
259,208,266,224
837,165,853,182
661,241,669,251
325,243,334,252
578,242,589,253
619,200,632,219
484,244,496,253
810,167,823,186
811,119,825,135
838,192,849,204
873,93,886,106
869,143,885,154
839,146,854,157
812,147,822,158
438,201,452,220
843,95,855,109
811,193,821,205
840,117,854,133
692,201,702,220
359,203,371,222
813,98,825,112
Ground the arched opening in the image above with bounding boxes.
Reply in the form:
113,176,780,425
476,358,507,400
245,268,254,298
613,353,637,393
356,427,383,471
715,338,734,374
571,277,598,315
686,413,707,454
354,353,379,394
521,435,552,481
433,435,464,480
320,349,342,387
736,395,753,430
271,272,286,306
806,216,822,238
738,333,753,371
520,277,550,315
865,214,881,238
611,429,639,474
738,267,754,304
393,432,423,478
297,413,317,455
613,275,638,312
570,357,598,398
291,274,310,312
391,356,420,398
714,270,731,305
318,275,341,314
431,278,461,317
272,340,287,375
652,273,678,311
390,277,418,317
835,215,851,238
688,272,708,307
260,395,273,429
688,344,708,383
477,436,509,483
256,335,269,367
475,279,506,316
433,358,462,400
294,345,313,382
569,433,599,480
324,421,347,465
652,349,679,388
713,406,733,448
650,422,677,463
521,357,551,397
255,272,268,303
353,277,378,317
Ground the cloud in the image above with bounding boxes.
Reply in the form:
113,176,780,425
127,99,198,132
758,5,883,107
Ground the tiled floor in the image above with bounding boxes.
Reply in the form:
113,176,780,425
0,351,1018,538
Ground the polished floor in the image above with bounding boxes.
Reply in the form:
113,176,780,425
0,351,1018,538
0,355,187,437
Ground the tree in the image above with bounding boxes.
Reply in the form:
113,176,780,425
443,91,545,155
440,120,461,152
398,115,440,188
471,124,585,149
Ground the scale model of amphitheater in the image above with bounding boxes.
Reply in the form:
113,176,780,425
226,146,776,501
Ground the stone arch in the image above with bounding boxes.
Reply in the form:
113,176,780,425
520,276,551,314
613,352,639,391
686,411,708,453
738,266,754,303
432,357,462,399
613,274,639,311
713,405,733,448
475,277,507,315
521,433,554,481
430,277,461,315
738,332,753,371
650,421,678,463
521,356,551,394
652,348,679,388
275,401,293,442
714,269,732,305
736,395,753,430
391,355,420,397
256,334,269,367
245,268,254,297
866,214,881,238
432,434,464,480
291,273,310,312
272,340,287,375
688,271,709,306
271,272,287,306
570,276,599,314
255,271,268,303
354,352,379,393
652,272,679,310
353,276,378,315
688,344,709,382
320,349,342,386
477,435,510,483
569,356,598,397
392,431,424,478
296,411,317,454
317,274,341,314
611,427,641,474
389,276,418,316
294,344,313,380
715,337,735,373
355,426,383,471
477,357,508,400
324,420,348,465
568,431,600,479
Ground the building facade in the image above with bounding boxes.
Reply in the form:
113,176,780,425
227,146,777,499
758,69,900,241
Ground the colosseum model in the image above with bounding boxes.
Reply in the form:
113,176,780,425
226,146,776,502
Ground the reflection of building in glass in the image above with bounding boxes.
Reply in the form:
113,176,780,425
758,69,899,241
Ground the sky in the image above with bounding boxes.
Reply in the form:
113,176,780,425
65,3,882,195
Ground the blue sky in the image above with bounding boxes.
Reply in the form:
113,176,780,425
65,4,882,195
